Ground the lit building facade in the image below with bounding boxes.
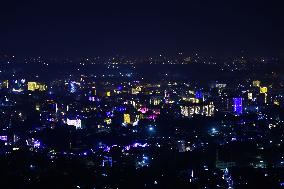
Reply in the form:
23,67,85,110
180,102,214,117
233,98,242,115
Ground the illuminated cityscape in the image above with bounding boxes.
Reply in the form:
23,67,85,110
0,53,283,189
0,1,284,189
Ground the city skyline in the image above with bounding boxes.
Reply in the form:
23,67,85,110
1,1,284,189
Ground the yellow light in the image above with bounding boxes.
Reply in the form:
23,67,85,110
28,82,47,91
28,82,37,91
38,84,47,91
3,80,9,88
104,118,112,125
35,104,40,111
274,101,280,106
260,87,267,94
248,93,253,100
253,80,261,87
132,86,142,94
124,114,131,124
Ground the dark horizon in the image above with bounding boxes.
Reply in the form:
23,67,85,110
0,1,283,58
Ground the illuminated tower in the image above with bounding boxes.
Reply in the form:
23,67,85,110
124,114,131,124
259,86,268,103
233,98,242,115
164,90,170,103
70,82,76,93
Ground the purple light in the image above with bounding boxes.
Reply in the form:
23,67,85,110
141,143,148,148
103,146,111,152
132,142,148,148
125,145,131,151
0,136,7,141
100,142,149,152
106,111,113,117
148,114,157,120
153,109,160,115
34,140,41,148
89,96,95,101
233,98,242,114
133,143,139,148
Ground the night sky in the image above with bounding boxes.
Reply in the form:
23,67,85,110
0,1,283,58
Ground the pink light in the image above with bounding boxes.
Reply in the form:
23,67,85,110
148,114,157,120
153,109,160,115
139,107,148,114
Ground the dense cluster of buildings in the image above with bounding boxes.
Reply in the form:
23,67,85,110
0,54,284,188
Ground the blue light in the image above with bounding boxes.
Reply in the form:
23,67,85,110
117,86,122,90
233,98,242,114
117,107,126,112
195,90,203,99
70,82,76,93
106,111,113,117
34,140,41,148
